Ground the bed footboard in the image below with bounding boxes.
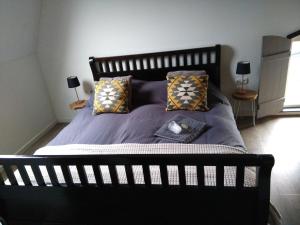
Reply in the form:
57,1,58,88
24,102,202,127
0,154,274,225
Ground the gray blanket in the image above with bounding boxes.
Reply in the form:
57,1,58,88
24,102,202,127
48,87,245,149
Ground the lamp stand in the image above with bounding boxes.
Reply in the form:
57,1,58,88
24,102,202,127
236,75,246,94
74,87,80,102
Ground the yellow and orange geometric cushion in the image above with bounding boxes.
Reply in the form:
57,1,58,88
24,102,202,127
93,79,129,114
167,74,209,111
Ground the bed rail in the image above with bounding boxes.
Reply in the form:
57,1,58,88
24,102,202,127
0,153,274,225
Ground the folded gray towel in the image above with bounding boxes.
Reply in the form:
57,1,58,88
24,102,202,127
155,115,207,143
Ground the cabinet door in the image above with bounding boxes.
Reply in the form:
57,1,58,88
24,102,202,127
257,36,291,118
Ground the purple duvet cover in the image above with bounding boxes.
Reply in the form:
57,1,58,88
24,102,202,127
48,85,245,149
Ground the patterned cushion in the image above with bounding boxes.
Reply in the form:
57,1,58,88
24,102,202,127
93,79,129,114
167,74,209,111
99,75,132,108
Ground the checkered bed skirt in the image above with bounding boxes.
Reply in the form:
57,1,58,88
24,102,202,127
5,144,256,187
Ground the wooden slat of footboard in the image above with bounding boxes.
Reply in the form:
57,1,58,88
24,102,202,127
160,165,168,187
236,166,245,189
3,165,17,185
0,169,4,185
92,164,103,187
108,165,119,186
0,177,4,186
31,165,45,186
125,165,135,186
61,165,74,187
77,165,88,186
142,165,151,187
178,165,186,187
46,164,59,186
16,164,32,186
216,165,224,188
197,165,205,187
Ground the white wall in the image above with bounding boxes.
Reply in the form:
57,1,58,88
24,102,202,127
0,0,55,154
38,0,300,121
0,0,40,62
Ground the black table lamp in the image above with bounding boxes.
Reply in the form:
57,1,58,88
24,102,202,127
67,76,80,101
236,61,251,94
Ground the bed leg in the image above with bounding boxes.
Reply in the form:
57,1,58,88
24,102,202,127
256,155,274,225
0,199,7,225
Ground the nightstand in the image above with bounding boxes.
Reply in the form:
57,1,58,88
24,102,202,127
69,100,87,110
232,89,258,126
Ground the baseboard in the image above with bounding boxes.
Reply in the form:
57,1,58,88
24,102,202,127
15,120,57,155
278,110,300,116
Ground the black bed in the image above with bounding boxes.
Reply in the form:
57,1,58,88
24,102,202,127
0,45,274,225
48,44,244,148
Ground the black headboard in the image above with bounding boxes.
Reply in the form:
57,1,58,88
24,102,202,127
89,44,221,88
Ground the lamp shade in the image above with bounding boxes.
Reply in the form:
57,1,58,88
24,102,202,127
67,76,80,88
236,61,251,75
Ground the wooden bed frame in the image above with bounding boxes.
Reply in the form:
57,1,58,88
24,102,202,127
89,45,221,87
0,45,275,225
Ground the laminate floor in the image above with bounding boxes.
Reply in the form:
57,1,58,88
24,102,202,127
24,123,67,154
25,117,300,225
238,116,300,225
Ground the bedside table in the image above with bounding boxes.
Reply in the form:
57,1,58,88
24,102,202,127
69,100,87,110
232,89,258,126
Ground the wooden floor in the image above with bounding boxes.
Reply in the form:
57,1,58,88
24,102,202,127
238,116,300,225
25,116,300,225
24,123,67,155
